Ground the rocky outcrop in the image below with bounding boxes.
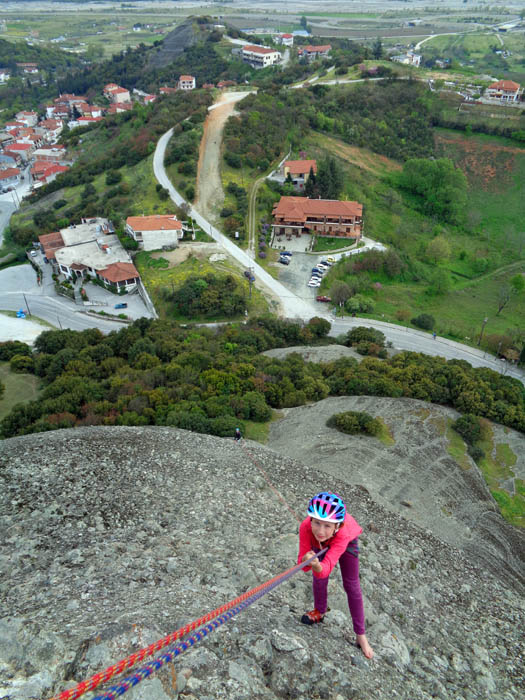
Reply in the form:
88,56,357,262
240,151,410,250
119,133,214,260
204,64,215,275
147,21,199,70
270,395,525,591
0,426,523,700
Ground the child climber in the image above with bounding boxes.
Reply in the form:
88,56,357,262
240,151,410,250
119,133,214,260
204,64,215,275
298,491,374,659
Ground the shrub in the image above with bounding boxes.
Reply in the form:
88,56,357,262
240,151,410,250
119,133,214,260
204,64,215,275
220,208,234,218
327,410,382,437
411,313,435,330
53,199,67,210
10,354,35,373
396,309,411,322
346,326,385,347
452,414,481,445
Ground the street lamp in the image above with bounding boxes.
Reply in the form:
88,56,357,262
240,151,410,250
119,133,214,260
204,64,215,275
477,317,488,346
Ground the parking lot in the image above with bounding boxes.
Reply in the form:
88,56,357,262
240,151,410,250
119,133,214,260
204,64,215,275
275,250,334,305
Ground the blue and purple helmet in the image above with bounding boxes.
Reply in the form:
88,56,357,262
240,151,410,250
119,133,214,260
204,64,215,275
308,492,346,523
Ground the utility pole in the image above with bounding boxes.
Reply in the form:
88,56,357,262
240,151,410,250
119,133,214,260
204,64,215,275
23,293,31,316
477,317,488,346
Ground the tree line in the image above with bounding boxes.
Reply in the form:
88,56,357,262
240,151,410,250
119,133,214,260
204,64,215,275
1,318,524,440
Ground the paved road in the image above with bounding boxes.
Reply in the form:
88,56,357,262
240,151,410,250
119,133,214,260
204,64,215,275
1,292,125,334
329,317,524,384
154,100,525,385
153,128,314,319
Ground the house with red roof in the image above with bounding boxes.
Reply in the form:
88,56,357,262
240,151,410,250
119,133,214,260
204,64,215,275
107,102,133,115
0,167,20,188
15,110,38,127
38,119,64,142
486,80,521,102
159,86,178,95
279,33,294,46
31,163,69,185
272,196,363,239
126,215,183,251
4,142,33,162
107,86,131,103
241,45,282,68
298,44,332,62
282,159,317,190
178,75,196,90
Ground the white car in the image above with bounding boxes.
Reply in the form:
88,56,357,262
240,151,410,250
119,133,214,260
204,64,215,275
307,279,321,287
317,263,329,270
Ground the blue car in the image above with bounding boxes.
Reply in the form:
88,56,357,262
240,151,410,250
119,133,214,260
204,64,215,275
114,302,128,309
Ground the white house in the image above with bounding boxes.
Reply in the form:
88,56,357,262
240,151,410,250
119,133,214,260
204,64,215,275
15,111,38,127
0,68,10,83
241,45,281,69
486,79,521,102
126,214,183,251
178,75,196,90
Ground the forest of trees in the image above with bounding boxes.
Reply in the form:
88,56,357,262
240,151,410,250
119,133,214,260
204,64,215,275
1,318,524,440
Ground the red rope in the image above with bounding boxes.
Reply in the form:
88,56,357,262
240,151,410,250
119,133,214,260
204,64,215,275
50,557,310,700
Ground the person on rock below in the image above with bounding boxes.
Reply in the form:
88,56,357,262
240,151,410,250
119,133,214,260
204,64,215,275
234,427,242,442
298,491,374,659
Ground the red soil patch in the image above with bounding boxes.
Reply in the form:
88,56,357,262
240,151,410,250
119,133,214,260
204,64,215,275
435,133,525,190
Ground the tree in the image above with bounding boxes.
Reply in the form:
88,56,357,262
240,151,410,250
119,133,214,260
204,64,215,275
317,157,344,200
399,158,468,224
330,281,352,307
496,275,524,315
426,236,451,263
372,38,383,59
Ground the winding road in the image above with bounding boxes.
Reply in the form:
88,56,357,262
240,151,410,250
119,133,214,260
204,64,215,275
152,96,525,385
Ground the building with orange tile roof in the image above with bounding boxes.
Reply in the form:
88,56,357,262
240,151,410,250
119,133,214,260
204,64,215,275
282,160,317,189
178,75,196,90
486,79,521,102
272,196,363,239
241,45,281,68
126,214,183,251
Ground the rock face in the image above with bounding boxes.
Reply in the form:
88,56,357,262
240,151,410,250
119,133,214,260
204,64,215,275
0,426,524,700
270,396,525,591
147,21,199,70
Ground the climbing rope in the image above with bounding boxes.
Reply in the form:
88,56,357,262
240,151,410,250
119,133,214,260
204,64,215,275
50,550,325,700
92,550,325,699
238,440,302,523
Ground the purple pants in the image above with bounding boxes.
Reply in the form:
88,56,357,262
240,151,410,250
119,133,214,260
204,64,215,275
312,541,366,635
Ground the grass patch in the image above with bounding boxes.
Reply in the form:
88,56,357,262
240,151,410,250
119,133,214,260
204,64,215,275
135,251,170,269
0,363,41,420
491,483,525,529
244,419,271,444
375,417,395,446
136,253,268,321
311,237,358,252
477,421,516,484
445,421,472,471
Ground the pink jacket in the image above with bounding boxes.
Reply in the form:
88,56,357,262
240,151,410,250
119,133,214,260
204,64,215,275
297,514,363,579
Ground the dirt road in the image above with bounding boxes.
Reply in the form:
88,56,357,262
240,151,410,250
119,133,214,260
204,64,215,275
194,91,253,226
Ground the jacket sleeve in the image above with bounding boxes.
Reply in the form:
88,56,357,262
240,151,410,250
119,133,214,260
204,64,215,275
297,518,313,572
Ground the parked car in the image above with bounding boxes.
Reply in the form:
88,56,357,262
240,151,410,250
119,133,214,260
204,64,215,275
319,260,331,266
317,263,329,270
311,268,323,274
326,256,336,263
281,251,292,257
114,302,128,309
279,257,290,265
316,295,332,302
307,279,321,287
30,250,38,257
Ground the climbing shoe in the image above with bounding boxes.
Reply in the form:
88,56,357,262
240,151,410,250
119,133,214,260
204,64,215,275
300,608,325,625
